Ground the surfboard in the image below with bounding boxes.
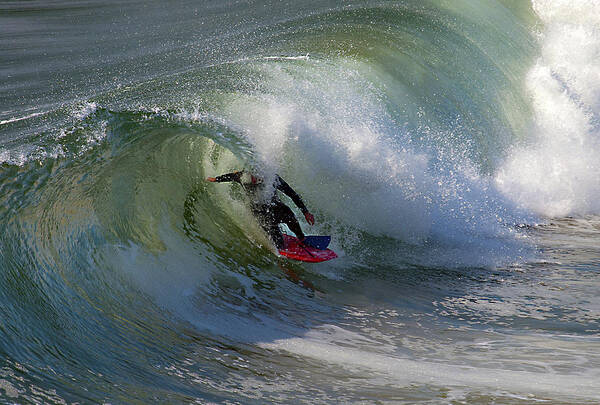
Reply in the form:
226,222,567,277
302,235,331,250
279,234,338,263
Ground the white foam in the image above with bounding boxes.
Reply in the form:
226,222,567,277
496,0,600,217
260,325,600,400
262,54,310,61
0,145,66,166
73,102,98,120
0,102,103,166
0,111,46,126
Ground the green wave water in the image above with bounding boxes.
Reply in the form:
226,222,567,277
1,0,600,403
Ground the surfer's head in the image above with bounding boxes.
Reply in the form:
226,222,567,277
240,171,263,185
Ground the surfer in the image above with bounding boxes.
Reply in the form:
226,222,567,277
206,171,315,249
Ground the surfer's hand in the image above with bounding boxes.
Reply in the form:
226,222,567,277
304,212,315,225
206,177,216,182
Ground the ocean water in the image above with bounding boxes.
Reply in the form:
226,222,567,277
1,0,599,403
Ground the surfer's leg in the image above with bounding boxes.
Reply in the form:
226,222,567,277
254,204,285,248
267,224,285,249
274,203,305,240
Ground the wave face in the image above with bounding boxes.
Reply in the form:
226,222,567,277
1,0,600,403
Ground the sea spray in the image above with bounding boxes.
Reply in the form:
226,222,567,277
496,0,600,217
216,55,534,267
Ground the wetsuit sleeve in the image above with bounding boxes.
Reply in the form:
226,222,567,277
213,171,242,183
275,175,309,214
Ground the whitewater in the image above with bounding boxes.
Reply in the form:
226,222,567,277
1,0,599,403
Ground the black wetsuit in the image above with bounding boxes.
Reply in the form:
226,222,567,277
212,171,308,248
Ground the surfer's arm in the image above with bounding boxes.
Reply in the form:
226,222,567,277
275,175,315,225
207,172,242,183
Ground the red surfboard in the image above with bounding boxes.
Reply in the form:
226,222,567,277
278,234,338,263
